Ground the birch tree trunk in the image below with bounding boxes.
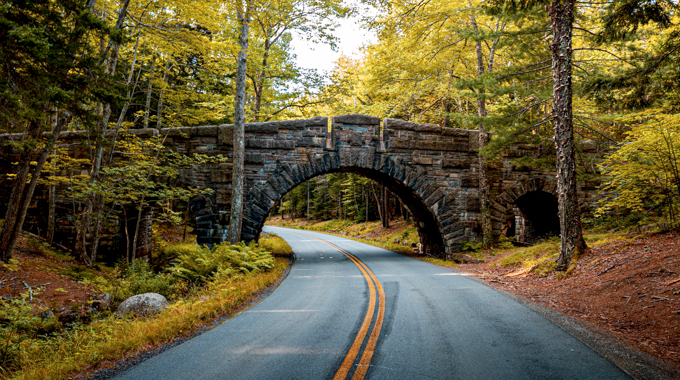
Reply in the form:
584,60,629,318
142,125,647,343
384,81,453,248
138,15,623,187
228,3,251,243
548,0,587,269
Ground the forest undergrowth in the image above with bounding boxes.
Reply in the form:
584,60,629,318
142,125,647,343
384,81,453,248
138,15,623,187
0,228,292,380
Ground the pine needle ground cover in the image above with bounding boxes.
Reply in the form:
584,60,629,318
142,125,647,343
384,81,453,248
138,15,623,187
454,229,680,372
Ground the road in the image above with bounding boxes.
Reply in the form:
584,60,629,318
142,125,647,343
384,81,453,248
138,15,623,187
114,226,630,380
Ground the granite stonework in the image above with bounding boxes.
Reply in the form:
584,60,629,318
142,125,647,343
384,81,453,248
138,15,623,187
0,114,604,259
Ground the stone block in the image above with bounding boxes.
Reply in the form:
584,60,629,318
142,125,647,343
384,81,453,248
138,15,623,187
442,158,470,169
415,124,441,133
413,157,433,165
349,132,364,146
440,128,472,138
412,140,437,150
468,130,480,152
383,118,416,131
461,174,479,188
389,137,409,150
437,141,468,152
161,127,193,138
245,153,264,164
211,168,232,183
333,114,380,125
262,182,280,203
246,138,268,149
245,122,279,133
426,188,445,206
270,140,295,149
195,125,219,137
465,197,480,211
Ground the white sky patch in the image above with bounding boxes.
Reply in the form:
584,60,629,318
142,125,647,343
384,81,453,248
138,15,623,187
290,13,375,74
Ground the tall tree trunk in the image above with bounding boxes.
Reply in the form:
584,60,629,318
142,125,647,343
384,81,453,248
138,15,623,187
252,38,270,122
548,0,587,269
156,61,171,129
47,111,58,244
470,13,497,249
382,185,389,228
306,180,310,222
143,59,156,129
0,114,69,262
228,3,251,243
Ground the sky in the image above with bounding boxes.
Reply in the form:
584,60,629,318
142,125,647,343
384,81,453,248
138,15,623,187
290,15,374,74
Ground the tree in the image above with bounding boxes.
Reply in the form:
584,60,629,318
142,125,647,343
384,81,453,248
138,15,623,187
247,0,348,121
597,109,680,227
0,0,116,262
547,0,587,269
228,0,252,243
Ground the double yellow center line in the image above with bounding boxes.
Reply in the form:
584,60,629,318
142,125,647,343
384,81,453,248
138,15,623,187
291,232,385,380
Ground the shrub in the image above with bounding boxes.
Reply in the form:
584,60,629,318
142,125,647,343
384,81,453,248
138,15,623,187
169,242,274,285
113,259,187,303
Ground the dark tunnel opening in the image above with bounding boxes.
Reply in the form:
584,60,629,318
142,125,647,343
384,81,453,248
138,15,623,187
512,190,560,244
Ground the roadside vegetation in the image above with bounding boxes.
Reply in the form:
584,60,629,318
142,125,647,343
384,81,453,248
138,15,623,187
0,230,292,380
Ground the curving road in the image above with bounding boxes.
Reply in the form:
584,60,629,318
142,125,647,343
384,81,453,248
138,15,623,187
114,226,630,380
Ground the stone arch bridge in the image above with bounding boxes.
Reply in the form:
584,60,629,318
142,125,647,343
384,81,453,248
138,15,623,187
0,114,601,258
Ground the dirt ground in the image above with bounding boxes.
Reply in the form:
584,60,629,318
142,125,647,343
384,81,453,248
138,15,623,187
0,236,100,318
457,230,680,370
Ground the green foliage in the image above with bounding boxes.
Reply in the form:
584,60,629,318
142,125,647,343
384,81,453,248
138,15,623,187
25,237,73,261
597,109,680,227
496,236,561,269
0,290,55,374
113,259,188,303
461,241,484,253
65,133,224,208
258,235,294,257
0,0,118,133
169,242,274,284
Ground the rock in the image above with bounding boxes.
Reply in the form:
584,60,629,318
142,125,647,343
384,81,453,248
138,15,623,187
92,293,112,310
39,310,56,320
116,293,169,318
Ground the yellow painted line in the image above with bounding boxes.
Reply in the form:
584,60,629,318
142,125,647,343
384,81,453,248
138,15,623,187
285,231,385,380
332,252,376,380
352,255,385,380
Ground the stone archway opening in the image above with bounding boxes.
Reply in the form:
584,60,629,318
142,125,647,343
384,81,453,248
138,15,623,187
258,167,448,258
512,190,560,244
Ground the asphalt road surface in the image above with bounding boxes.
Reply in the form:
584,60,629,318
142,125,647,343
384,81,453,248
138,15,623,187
114,226,630,380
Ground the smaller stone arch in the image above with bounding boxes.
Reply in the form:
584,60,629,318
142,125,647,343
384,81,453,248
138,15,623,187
490,176,559,243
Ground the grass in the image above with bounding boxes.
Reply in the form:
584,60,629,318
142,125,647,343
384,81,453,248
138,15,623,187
258,234,293,257
9,257,289,380
419,257,458,268
491,232,623,277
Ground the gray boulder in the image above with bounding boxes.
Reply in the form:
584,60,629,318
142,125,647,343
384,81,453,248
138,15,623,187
116,293,169,318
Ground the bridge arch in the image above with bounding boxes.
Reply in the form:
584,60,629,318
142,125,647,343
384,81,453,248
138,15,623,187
241,148,460,258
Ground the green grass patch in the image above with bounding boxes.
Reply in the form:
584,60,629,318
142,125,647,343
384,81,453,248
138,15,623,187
419,257,458,268
492,232,624,277
259,234,293,257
